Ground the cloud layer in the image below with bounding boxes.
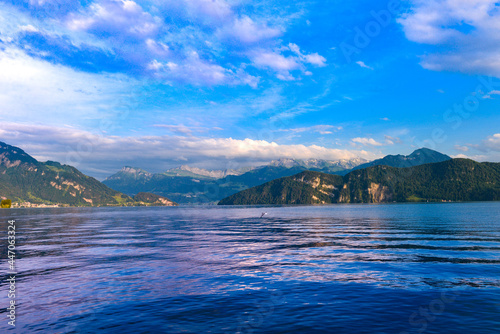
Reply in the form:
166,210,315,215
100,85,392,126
1,0,326,86
399,0,500,77
0,46,135,125
479,133,500,152
0,122,375,179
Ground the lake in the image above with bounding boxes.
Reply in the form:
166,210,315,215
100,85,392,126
1,202,499,333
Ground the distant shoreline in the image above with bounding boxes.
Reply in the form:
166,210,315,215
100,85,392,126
4,200,499,210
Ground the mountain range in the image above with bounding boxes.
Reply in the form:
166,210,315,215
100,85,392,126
102,157,373,204
103,164,312,204
268,157,369,170
218,159,500,205
163,165,255,179
0,141,176,207
1,139,486,207
103,148,450,204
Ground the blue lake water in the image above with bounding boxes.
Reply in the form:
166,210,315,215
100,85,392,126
1,202,500,333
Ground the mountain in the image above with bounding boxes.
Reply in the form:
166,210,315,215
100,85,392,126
114,166,153,180
269,157,367,172
104,167,217,204
103,157,368,204
103,151,447,204
163,165,254,179
101,166,154,194
103,164,312,204
0,141,176,207
343,148,451,174
218,159,500,205
218,171,344,205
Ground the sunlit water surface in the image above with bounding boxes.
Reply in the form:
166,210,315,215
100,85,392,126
1,203,499,333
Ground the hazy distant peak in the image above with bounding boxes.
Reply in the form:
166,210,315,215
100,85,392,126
269,157,368,169
120,166,152,175
103,166,153,182
269,158,301,168
167,165,252,179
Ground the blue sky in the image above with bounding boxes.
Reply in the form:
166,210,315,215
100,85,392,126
1,0,500,179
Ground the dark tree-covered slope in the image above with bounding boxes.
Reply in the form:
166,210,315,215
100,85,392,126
218,159,500,205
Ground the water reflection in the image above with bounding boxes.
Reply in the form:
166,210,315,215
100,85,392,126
0,203,499,333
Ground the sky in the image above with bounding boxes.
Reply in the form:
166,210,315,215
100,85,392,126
1,0,500,179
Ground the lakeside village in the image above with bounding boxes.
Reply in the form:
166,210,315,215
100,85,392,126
0,197,459,208
12,202,68,208
1,198,67,208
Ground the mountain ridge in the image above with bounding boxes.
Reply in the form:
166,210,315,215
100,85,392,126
0,141,176,207
218,159,500,205
268,157,368,170
344,148,451,174
103,149,451,204
163,165,254,179
103,148,452,203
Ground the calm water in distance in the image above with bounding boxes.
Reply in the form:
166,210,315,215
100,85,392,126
1,202,499,333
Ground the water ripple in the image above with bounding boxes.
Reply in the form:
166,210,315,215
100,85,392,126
0,203,499,333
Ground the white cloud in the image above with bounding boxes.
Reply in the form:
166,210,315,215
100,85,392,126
289,43,327,67
275,73,296,81
0,4,112,53
355,61,373,70
304,53,327,67
0,122,375,179
384,135,401,145
451,153,488,160
249,44,326,80
484,90,500,99
19,24,39,32
399,0,500,77
250,50,300,72
454,133,500,162
67,0,160,38
0,47,135,125
148,52,225,85
352,136,399,147
352,137,384,146
480,133,500,151
145,39,170,57
219,15,282,44
148,52,259,87
2,0,323,86
182,0,233,22
454,145,470,152
64,0,257,87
